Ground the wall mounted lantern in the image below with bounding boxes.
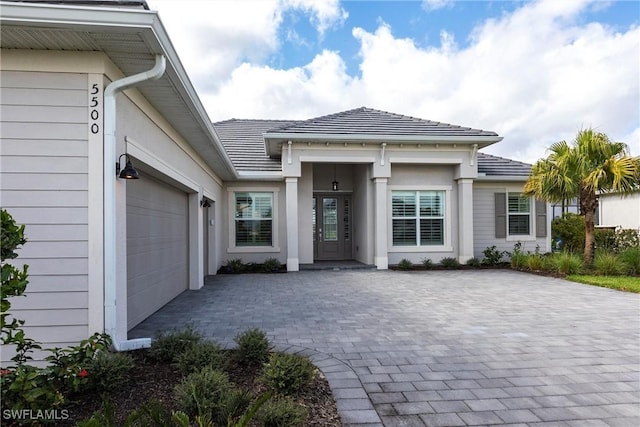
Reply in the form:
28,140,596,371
332,164,339,191
116,154,139,179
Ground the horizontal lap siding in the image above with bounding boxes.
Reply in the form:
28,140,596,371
0,71,89,362
473,185,548,258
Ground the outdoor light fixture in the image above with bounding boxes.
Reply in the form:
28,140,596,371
332,164,339,191
201,198,211,208
332,180,339,191
116,154,140,179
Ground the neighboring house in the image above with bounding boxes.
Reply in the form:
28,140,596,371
0,1,549,361
598,191,640,230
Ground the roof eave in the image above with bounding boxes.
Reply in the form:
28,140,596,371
264,133,503,156
475,175,529,182
0,1,238,180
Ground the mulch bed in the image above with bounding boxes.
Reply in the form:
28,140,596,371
60,349,341,426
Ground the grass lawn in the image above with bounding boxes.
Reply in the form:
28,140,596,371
567,275,640,293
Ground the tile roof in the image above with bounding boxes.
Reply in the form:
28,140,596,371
266,107,499,137
213,109,527,177
477,152,532,176
214,119,295,172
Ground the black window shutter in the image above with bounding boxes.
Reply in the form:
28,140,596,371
495,193,506,238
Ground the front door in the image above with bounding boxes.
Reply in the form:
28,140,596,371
313,194,352,260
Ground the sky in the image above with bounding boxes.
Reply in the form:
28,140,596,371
145,0,640,164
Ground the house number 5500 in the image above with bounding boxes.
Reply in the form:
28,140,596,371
90,83,100,134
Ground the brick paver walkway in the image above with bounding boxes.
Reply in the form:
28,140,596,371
130,270,640,426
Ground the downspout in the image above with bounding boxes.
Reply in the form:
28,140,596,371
104,55,166,351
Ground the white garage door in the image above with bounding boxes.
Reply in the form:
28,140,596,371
126,174,188,330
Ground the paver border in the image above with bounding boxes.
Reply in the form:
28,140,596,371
274,344,383,426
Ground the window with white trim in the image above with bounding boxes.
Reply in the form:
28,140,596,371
392,191,445,246
507,193,531,236
234,192,273,246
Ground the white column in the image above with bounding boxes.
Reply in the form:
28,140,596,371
286,177,299,271
188,193,204,289
374,177,389,270
457,178,474,263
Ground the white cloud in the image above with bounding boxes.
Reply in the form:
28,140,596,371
150,0,639,163
421,0,454,12
283,0,348,35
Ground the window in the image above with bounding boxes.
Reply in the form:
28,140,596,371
392,191,445,246
507,193,531,235
234,192,273,246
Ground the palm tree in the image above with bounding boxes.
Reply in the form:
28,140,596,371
524,129,640,264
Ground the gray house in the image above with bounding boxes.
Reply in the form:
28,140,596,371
0,0,549,361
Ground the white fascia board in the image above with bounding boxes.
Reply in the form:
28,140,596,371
0,1,157,28
475,175,529,182
236,171,283,181
264,133,502,156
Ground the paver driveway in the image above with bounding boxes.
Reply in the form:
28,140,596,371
131,270,640,426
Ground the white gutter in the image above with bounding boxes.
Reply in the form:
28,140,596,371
104,54,166,351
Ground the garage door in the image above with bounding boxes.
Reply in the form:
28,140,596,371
126,174,188,330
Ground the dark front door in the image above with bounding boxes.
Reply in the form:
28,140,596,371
313,194,352,260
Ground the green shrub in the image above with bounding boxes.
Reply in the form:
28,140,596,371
482,246,506,265
594,229,617,253
235,328,270,366
86,350,135,392
262,258,283,273
552,213,585,253
261,353,315,396
127,398,177,427
421,258,434,269
510,252,528,269
619,246,640,275
439,257,460,269
258,398,308,427
149,327,202,362
397,259,413,270
216,388,254,425
525,254,545,271
466,257,481,267
226,258,246,274
175,340,226,374
593,251,625,276
174,367,232,417
553,252,583,275
614,229,640,251
1,209,39,365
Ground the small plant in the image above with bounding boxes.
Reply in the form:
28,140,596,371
619,246,640,275
262,258,283,273
397,259,413,270
525,254,545,271
175,340,227,374
261,353,315,396
174,367,232,418
257,398,308,427
149,327,202,362
553,252,583,275
439,257,460,269
234,328,270,366
421,258,434,269
86,350,135,392
466,257,481,267
216,388,254,425
482,245,506,265
593,251,625,276
510,252,528,269
44,333,112,394
226,258,246,274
